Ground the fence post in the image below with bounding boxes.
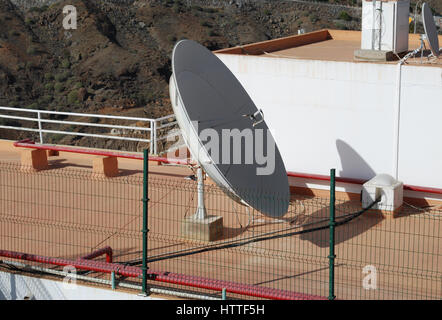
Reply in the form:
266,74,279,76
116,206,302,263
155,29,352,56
222,288,227,300
328,168,336,300
111,271,116,290
37,112,43,144
150,120,157,155
141,148,149,295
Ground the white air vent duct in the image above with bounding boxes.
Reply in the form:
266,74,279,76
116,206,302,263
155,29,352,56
362,174,403,212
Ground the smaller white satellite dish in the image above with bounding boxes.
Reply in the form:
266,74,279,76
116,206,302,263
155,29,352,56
422,3,440,57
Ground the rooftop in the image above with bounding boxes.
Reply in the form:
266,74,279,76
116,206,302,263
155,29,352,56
0,139,441,299
215,29,442,67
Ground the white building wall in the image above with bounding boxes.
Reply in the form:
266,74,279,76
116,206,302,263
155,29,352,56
216,54,442,190
0,271,160,300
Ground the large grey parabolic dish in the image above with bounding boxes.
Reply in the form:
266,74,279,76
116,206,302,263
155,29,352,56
422,3,440,57
169,40,290,217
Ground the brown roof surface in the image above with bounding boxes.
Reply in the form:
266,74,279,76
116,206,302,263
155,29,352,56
0,139,441,300
215,29,442,67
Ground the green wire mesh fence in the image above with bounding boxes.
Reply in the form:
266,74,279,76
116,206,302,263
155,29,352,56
0,161,440,299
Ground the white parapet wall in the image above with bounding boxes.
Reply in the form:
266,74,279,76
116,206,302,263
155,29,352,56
0,271,160,300
216,53,442,194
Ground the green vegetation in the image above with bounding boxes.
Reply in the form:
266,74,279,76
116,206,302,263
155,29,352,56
8,100,19,108
203,8,218,14
310,14,319,23
44,73,54,81
44,82,54,91
0,118,21,127
338,11,352,22
54,72,70,82
54,82,64,93
61,59,71,69
191,5,203,12
172,1,183,13
74,82,83,89
335,22,348,30
26,102,39,109
29,6,49,13
16,63,25,71
67,90,79,104
26,46,38,55
9,30,20,37
38,95,53,105
48,133,65,143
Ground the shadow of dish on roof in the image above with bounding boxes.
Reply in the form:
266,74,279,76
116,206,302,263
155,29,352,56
299,201,383,247
300,140,382,247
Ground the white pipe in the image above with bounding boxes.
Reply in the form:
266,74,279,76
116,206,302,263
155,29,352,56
392,41,424,179
152,121,157,155
392,61,403,180
372,0,377,50
378,2,382,51
37,112,43,144
194,167,207,220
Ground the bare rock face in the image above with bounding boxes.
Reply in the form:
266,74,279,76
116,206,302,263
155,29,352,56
1,0,386,151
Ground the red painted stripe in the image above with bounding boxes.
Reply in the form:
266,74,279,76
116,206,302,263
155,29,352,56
13,140,442,196
0,249,325,300
287,171,442,195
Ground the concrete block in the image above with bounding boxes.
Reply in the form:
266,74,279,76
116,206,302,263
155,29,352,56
172,146,191,159
354,49,397,62
181,215,223,242
92,156,119,177
148,159,162,166
20,149,48,170
47,150,59,157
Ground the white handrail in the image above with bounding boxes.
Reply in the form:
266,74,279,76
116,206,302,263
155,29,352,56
0,125,150,142
155,114,176,122
0,106,155,122
0,114,152,131
0,106,177,154
156,121,178,130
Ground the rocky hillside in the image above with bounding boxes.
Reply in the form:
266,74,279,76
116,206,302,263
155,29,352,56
0,0,439,150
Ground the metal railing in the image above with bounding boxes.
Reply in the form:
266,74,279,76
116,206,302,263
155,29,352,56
0,106,179,155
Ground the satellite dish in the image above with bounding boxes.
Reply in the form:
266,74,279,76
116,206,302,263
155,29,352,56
169,40,290,218
422,3,440,57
